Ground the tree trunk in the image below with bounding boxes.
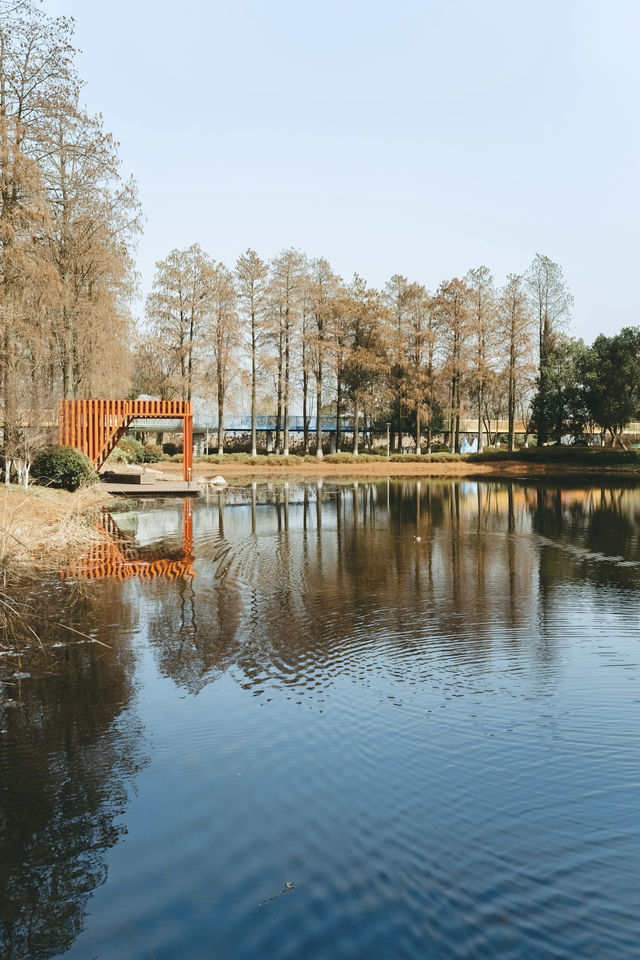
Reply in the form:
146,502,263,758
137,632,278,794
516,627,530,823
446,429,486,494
217,398,224,455
251,314,257,457
283,318,290,456
508,369,515,453
316,370,323,458
336,375,342,452
275,326,283,452
449,378,456,453
302,367,309,454
353,400,359,455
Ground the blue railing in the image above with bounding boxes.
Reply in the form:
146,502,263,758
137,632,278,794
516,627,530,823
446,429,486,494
130,415,362,433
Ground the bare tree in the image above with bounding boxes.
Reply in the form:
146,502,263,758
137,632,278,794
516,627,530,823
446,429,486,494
0,1,75,448
299,266,313,453
436,278,469,453
146,244,213,402
235,248,268,456
526,254,573,443
208,263,239,455
41,97,140,399
308,257,337,458
267,249,303,455
499,274,534,451
465,266,496,452
383,274,410,451
401,282,433,454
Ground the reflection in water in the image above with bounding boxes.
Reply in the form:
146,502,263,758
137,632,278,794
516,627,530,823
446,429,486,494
0,588,145,960
128,480,640,706
144,481,550,694
1,480,639,960
60,499,195,581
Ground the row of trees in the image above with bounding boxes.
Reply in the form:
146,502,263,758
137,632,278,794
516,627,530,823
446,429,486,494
137,246,574,455
0,1,140,454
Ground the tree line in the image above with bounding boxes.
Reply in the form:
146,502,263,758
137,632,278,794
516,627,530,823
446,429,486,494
136,245,577,456
0,0,140,458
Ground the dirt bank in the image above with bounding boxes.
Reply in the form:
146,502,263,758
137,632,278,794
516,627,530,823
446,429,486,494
157,458,640,482
148,460,640,482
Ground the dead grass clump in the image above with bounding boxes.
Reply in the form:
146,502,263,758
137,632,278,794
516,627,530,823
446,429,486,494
0,483,112,575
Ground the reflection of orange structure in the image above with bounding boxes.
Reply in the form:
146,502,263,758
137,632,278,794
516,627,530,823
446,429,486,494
61,500,195,581
58,398,193,480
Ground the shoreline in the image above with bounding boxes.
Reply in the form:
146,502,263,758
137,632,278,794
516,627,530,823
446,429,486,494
156,458,640,483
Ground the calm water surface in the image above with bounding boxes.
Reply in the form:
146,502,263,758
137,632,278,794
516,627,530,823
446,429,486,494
1,479,639,959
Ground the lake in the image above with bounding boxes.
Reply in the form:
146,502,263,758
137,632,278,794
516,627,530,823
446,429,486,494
1,479,639,959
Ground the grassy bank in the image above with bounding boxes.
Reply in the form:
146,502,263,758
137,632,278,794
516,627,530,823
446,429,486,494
0,483,112,576
188,446,640,470
152,446,640,483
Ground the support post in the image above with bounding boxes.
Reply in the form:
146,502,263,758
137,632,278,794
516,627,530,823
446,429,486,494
183,412,193,481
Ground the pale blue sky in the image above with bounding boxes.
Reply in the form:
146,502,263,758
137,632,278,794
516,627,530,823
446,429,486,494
47,0,639,341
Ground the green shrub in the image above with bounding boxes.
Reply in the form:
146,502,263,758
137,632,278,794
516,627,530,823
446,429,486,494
32,445,97,491
108,437,163,464
119,437,145,462
321,451,464,463
140,443,163,463
106,447,130,464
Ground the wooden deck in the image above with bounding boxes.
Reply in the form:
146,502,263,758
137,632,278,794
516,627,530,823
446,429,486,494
100,480,202,496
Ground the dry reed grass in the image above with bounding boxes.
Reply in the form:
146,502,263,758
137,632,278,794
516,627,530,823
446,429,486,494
0,483,112,576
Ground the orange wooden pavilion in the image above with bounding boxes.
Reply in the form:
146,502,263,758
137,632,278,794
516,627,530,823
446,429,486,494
58,399,193,480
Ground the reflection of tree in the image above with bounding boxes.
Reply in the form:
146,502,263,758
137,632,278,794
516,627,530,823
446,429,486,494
0,587,144,960
530,484,640,590
145,480,542,695
142,479,640,700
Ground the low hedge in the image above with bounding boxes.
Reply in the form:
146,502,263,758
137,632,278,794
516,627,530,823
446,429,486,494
468,446,640,465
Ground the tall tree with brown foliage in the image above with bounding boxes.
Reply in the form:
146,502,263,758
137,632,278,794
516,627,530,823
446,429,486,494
499,273,534,451
308,257,338,457
0,1,74,445
267,249,304,455
465,266,496,452
146,244,214,401
436,277,469,453
208,262,239,455
235,248,268,457
41,98,140,398
342,276,387,455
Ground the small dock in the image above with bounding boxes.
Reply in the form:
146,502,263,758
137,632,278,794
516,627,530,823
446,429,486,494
100,480,202,496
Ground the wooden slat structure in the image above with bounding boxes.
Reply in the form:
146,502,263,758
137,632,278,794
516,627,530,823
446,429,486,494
58,399,193,480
